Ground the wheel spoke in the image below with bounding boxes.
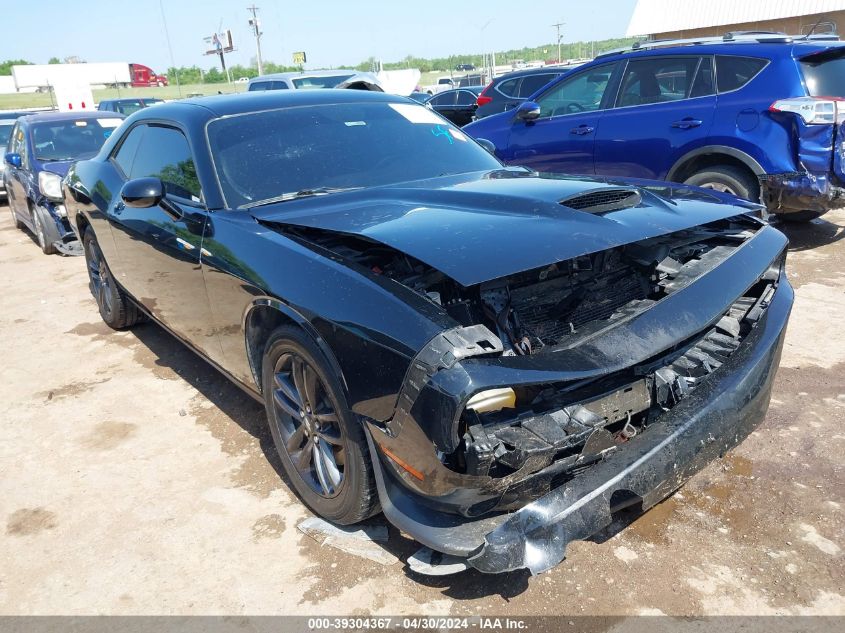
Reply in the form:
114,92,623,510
317,440,343,488
314,410,338,425
312,441,336,495
316,425,342,445
273,388,301,419
302,365,319,412
296,438,314,470
292,358,316,410
273,371,302,410
285,424,307,452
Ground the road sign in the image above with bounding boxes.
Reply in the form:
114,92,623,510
292,51,307,65
204,30,234,55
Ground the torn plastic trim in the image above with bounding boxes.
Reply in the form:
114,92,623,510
386,324,503,437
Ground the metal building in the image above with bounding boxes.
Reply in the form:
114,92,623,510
627,0,845,39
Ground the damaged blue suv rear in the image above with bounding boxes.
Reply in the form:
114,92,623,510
465,33,845,221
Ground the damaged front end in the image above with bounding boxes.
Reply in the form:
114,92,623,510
278,209,791,574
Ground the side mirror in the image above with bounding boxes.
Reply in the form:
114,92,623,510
121,177,163,208
476,138,497,155
515,101,541,122
4,152,21,168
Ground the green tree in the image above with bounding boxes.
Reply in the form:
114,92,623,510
48,57,61,64
0,59,32,75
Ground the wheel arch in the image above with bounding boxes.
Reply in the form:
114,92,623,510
666,146,765,183
242,297,348,397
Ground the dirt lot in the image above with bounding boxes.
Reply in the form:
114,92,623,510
0,204,843,617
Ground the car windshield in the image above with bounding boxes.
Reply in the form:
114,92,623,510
0,120,17,147
207,101,502,209
115,100,144,115
291,74,354,89
32,118,122,161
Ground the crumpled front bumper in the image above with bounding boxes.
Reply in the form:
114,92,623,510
367,270,793,575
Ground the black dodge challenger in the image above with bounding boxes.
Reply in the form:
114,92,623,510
63,90,792,575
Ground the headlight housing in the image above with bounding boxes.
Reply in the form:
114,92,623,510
465,387,516,413
38,171,63,201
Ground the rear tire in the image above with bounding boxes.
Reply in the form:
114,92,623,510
262,325,379,525
778,210,825,223
683,165,759,202
82,227,142,329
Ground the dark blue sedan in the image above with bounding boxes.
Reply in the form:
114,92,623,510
4,110,124,254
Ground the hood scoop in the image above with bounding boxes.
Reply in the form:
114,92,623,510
560,188,641,214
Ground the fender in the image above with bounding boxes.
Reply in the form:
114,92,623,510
666,145,766,181
241,296,348,395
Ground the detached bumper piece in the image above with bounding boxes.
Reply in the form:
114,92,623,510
369,271,791,575
54,237,82,256
760,171,845,214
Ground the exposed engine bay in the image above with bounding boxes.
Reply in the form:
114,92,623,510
277,214,778,509
280,215,761,355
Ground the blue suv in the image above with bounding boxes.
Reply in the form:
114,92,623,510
465,33,845,221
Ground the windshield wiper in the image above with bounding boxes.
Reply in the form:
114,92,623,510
37,157,74,162
241,186,361,210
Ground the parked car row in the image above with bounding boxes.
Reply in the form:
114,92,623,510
49,88,791,577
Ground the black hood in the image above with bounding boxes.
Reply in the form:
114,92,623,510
251,172,760,287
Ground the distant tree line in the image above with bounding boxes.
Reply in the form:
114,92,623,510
1,37,638,82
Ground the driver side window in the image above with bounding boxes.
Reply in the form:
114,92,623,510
536,63,615,118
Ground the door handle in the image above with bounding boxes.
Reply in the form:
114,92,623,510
671,118,703,129
570,125,595,135
113,201,125,215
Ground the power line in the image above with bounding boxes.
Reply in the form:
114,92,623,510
158,0,182,97
247,5,264,76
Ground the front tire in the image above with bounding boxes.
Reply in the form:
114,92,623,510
8,202,24,230
31,206,57,255
83,227,142,329
262,326,379,524
683,165,759,202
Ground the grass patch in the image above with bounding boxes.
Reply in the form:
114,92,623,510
0,83,247,111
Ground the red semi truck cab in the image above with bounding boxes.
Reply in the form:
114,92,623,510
129,63,168,87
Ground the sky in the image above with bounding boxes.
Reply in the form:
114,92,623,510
2,0,638,72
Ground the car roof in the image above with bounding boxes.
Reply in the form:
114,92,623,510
593,38,845,62
493,66,574,83
103,98,158,104
128,89,409,120
0,111,35,119
248,70,357,82
18,110,125,124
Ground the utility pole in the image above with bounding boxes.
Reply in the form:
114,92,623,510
247,5,264,76
552,22,565,63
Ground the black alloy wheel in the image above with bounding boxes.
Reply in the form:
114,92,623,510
262,326,378,524
272,350,346,497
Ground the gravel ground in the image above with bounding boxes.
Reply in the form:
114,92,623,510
0,203,842,617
